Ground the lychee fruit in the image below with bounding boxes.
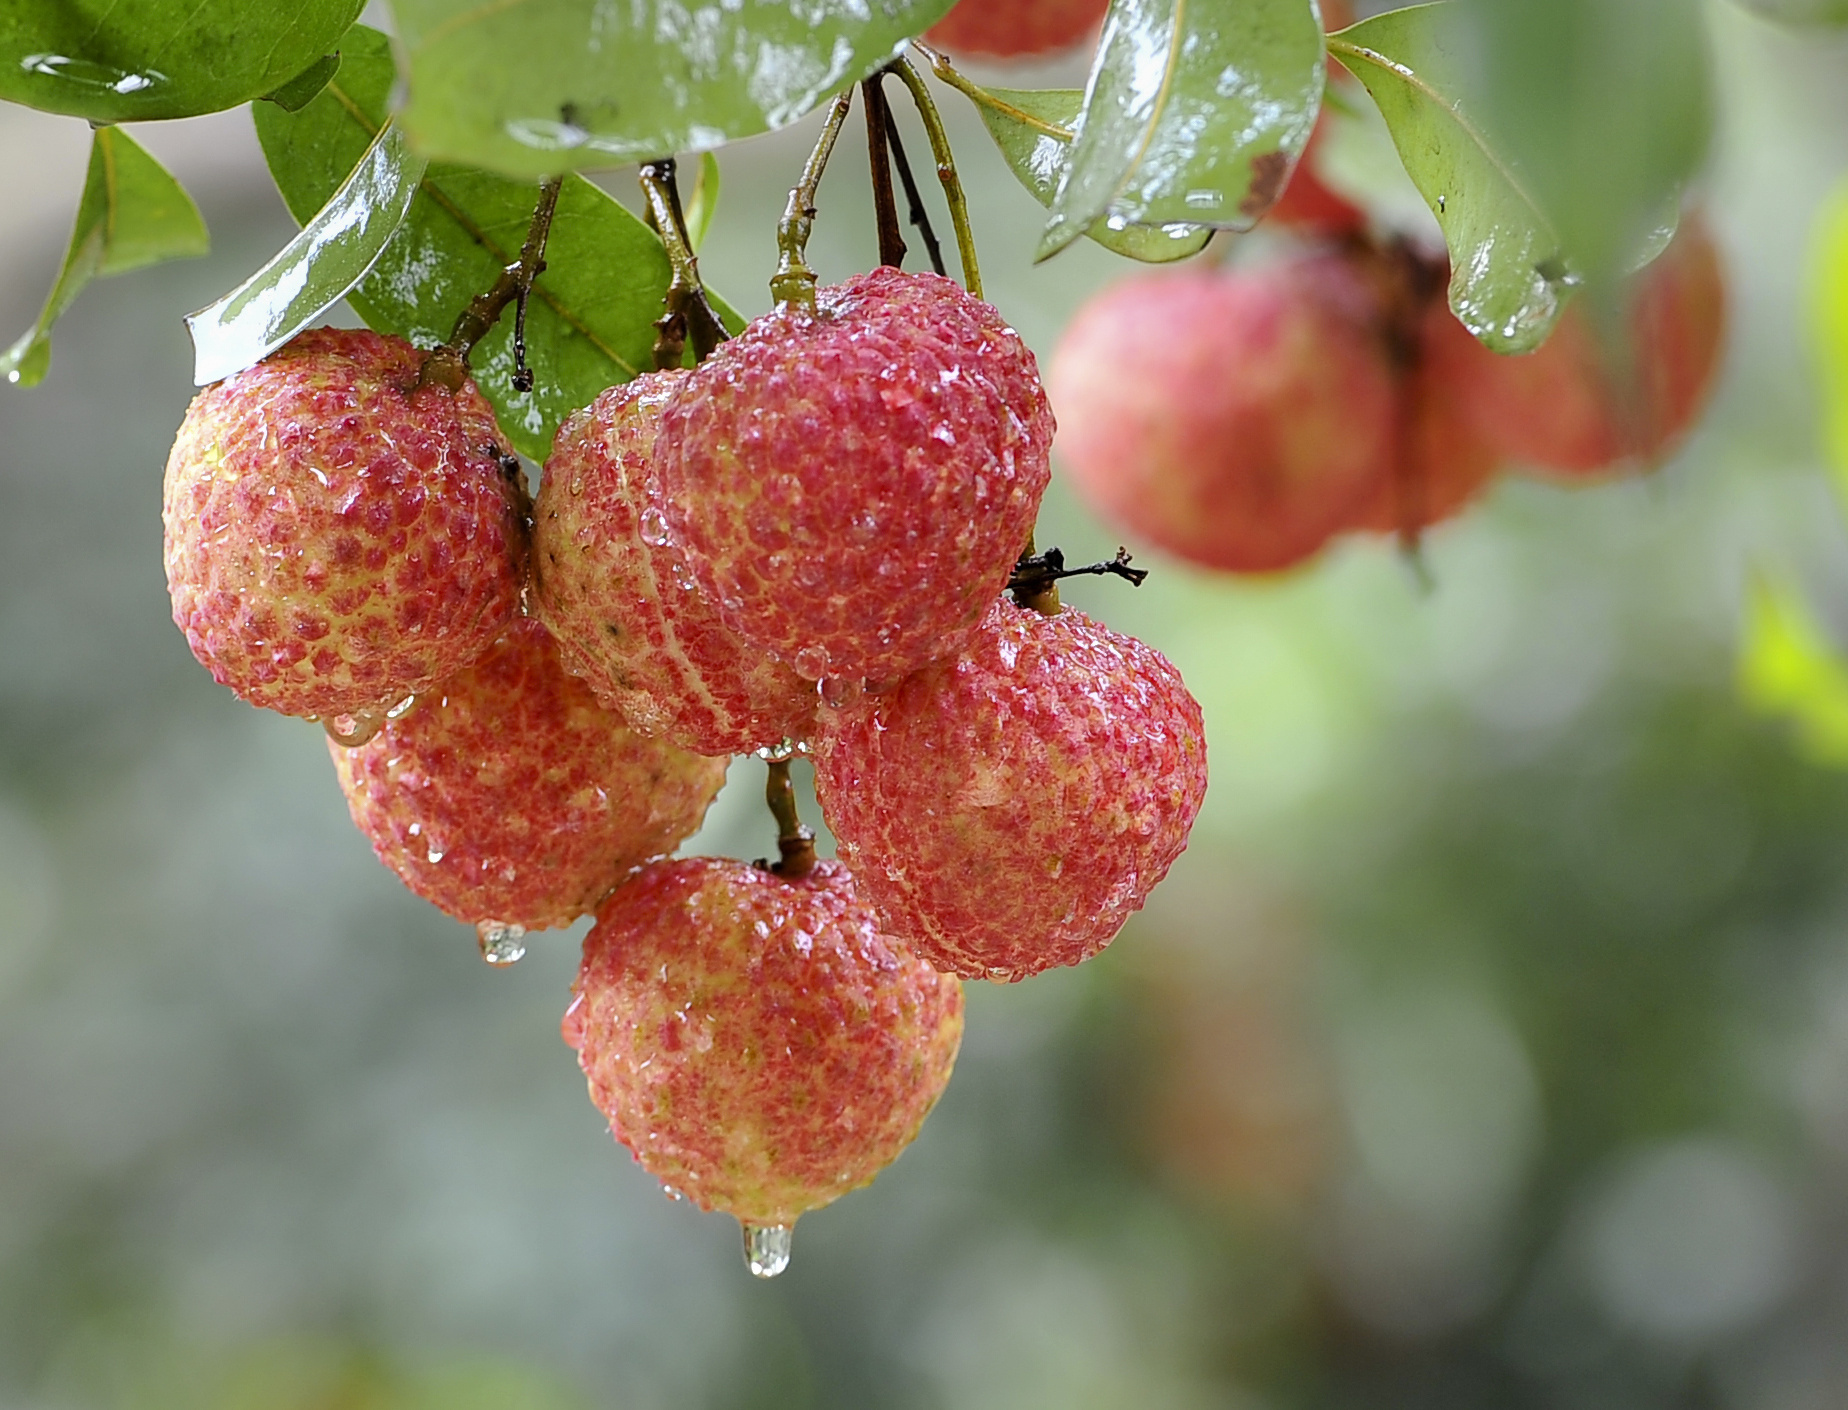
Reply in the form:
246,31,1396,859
533,372,818,757
654,266,1053,683
563,856,963,1257
925,0,1109,59
163,327,528,723
813,599,1208,982
1429,217,1727,477
1346,300,1502,537
1049,253,1401,573
330,617,727,948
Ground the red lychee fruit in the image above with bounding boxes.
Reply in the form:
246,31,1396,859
1346,300,1502,537
1267,116,1366,240
163,327,528,723
533,372,817,757
925,0,1108,58
813,599,1208,982
1049,253,1401,573
330,617,726,949
1429,218,1727,478
563,856,963,1257
654,267,1053,683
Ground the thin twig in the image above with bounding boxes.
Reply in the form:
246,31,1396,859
772,90,856,311
888,58,982,299
884,104,946,277
420,176,563,391
1008,546,1147,616
639,157,729,369
863,73,907,269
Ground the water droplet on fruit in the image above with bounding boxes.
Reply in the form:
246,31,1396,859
820,677,862,710
670,558,696,591
741,1221,793,1278
426,846,446,864
754,739,798,763
793,644,830,681
386,693,417,719
640,506,671,546
661,1184,686,1202
477,921,527,966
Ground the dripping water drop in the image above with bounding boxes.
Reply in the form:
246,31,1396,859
741,1221,793,1279
639,506,672,547
661,1184,686,1202
476,920,527,966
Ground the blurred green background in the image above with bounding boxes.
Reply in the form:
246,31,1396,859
5,2,1848,1406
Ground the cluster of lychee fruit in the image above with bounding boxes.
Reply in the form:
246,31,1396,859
160,265,1207,1271
1050,131,1730,575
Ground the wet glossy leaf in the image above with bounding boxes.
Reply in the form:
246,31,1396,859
959,82,1211,263
187,124,428,386
1330,4,1568,353
253,25,743,460
386,0,959,178
0,0,365,122
1739,575,1848,769
1,127,207,387
1455,0,1710,295
262,52,343,113
1038,0,1324,261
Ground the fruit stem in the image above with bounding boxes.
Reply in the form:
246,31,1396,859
862,73,908,269
879,84,947,277
420,176,564,392
890,57,981,300
1008,546,1147,616
772,90,856,312
640,158,730,369
763,756,817,879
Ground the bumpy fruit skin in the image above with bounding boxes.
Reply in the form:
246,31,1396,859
331,618,726,931
1432,218,1727,477
534,372,817,757
563,858,964,1227
163,327,528,720
1050,254,1400,573
814,600,1208,982
1347,301,1501,536
655,267,1053,682
926,0,1108,58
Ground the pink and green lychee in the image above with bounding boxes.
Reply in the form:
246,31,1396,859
331,618,726,947
1049,253,1401,574
533,372,817,757
563,856,963,1248
163,327,528,722
814,599,1208,982
654,266,1053,683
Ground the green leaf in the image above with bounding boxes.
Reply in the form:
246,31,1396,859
960,83,1211,263
1813,183,1848,503
1330,4,1569,353
1452,0,1711,295
1739,575,1848,768
253,25,743,460
262,52,342,113
1038,0,1324,261
1734,0,1848,23
683,152,722,254
2,126,207,387
0,0,365,122
187,123,428,386
386,0,960,178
